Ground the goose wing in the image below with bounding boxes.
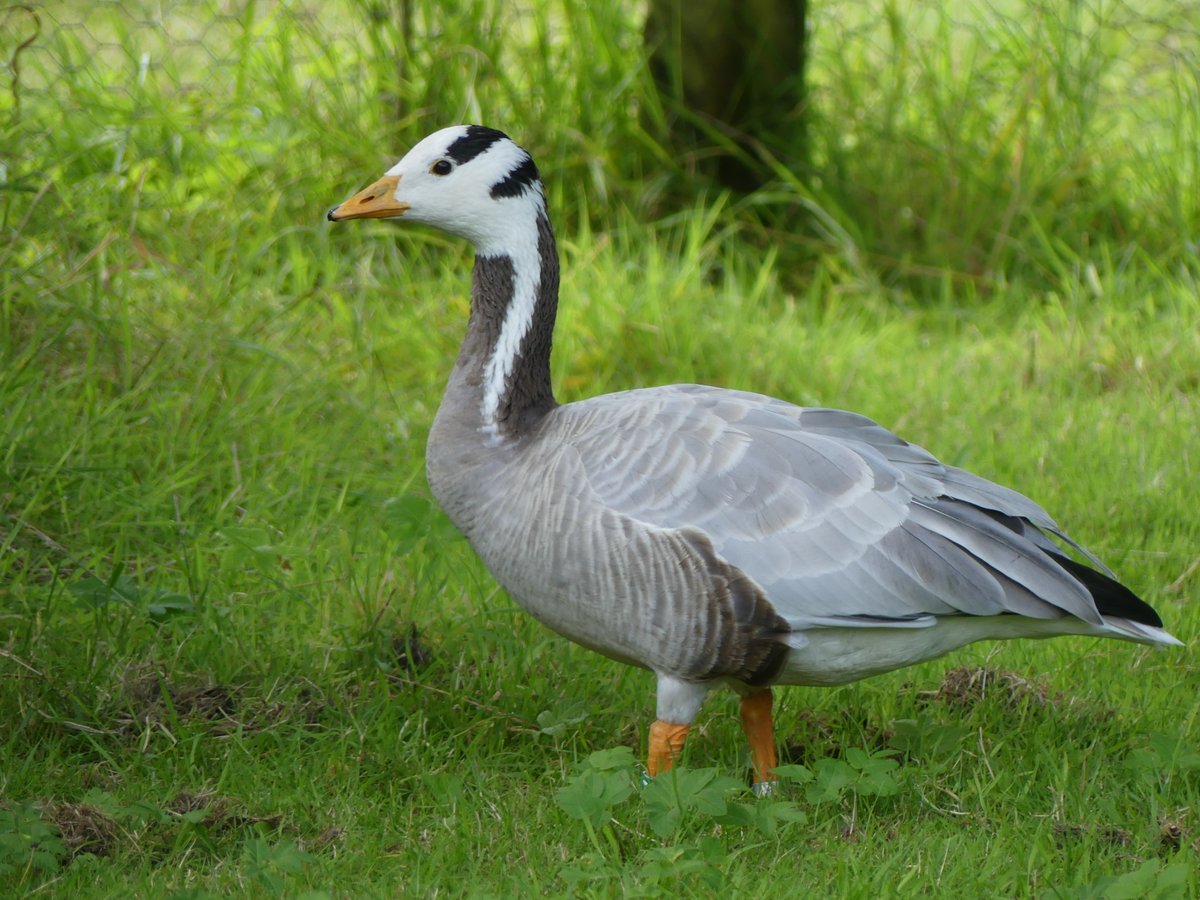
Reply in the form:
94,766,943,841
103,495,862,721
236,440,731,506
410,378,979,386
557,384,1103,630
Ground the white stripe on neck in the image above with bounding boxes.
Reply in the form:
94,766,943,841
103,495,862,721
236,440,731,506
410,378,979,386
479,214,543,443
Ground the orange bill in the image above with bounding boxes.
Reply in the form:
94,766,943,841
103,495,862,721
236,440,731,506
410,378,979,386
327,174,407,221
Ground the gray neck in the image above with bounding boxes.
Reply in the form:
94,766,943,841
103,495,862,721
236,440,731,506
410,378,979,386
450,209,559,441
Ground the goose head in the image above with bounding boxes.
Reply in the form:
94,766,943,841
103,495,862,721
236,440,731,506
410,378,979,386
327,125,544,255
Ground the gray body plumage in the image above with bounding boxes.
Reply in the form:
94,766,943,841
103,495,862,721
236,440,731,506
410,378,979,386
432,375,1176,689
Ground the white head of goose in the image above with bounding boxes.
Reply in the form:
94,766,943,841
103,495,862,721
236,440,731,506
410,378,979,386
329,125,1181,791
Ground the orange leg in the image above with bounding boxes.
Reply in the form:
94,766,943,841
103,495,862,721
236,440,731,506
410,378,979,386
739,688,777,790
647,720,692,776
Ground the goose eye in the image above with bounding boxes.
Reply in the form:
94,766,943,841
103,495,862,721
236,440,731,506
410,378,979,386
430,159,453,176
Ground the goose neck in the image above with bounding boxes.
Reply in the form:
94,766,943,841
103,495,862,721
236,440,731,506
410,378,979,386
456,207,559,443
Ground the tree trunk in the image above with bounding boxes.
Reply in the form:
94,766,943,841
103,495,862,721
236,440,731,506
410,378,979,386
645,0,808,191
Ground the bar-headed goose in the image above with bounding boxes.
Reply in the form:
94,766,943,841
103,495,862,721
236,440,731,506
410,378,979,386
328,125,1180,790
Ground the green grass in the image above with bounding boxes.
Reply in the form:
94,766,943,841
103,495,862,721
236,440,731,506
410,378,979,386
2,0,1198,896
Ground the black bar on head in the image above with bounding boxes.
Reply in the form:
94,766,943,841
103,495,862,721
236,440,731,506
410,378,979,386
446,125,509,165
491,157,540,199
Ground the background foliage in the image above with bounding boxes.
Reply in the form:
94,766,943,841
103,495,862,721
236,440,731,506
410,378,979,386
1,0,1197,895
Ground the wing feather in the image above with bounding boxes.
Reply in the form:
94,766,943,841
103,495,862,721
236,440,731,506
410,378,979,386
559,384,1110,630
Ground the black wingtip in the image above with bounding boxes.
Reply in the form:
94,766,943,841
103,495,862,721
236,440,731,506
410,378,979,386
1055,555,1164,627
